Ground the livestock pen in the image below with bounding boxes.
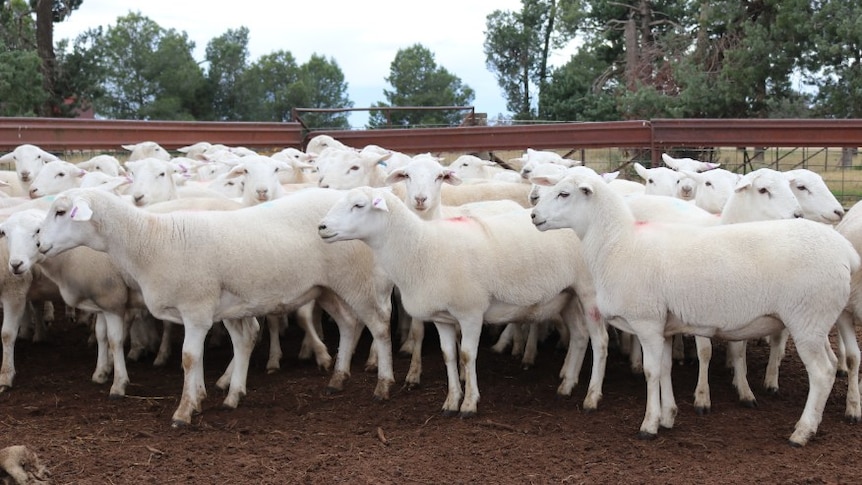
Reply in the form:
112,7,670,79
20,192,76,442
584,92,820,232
1,118,862,482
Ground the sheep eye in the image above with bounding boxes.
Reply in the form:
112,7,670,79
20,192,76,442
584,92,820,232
349,166,360,171
558,191,570,199
353,203,365,210
705,181,713,187
758,187,769,195
55,210,66,217
57,172,65,178
647,179,654,184
158,172,166,177
797,185,808,192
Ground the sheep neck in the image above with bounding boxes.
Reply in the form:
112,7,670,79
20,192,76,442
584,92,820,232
90,193,165,277
366,193,432,292
578,185,638,286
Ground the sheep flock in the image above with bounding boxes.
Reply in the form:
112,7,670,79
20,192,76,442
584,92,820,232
0,135,860,460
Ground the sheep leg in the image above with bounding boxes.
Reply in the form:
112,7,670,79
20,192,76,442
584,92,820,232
659,336,677,429
172,319,212,427
521,323,539,369
692,336,713,414
105,311,130,398
296,302,331,370
153,319,173,367
636,330,667,439
556,314,588,398
363,313,394,400
511,324,526,358
32,300,52,343
91,313,112,385
457,317,483,417
836,320,849,377
763,328,790,395
788,336,837,446
317,295,357,394
0,293,28,391
629,333,644,375
435,322,463,416
835,312,861,422
404,317,425,389
726,340,757,406
490,323,515,354
264,313,283,373
219,317,260,409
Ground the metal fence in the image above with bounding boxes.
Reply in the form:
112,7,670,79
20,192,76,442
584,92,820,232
2,117,862,205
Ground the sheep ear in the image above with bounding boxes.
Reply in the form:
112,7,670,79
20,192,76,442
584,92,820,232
601,171,620,182
384,169,407,185
530,175,561,187
442,169,462,186
734,178,752,193
578,182,595,196
0,153,12,163
70,198,93,221
371,195,389,212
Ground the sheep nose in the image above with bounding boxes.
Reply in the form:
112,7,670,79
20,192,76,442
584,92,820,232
317,223,327,231
414,196,426,205
134,194,145,203
28,188,39,199
521,169,531,179
9,260,22,273
20,171,30,181
530,212,536,220
835,208,845,220
794,211,804,219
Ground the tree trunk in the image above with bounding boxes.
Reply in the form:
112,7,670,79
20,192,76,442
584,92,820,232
35,0,55,117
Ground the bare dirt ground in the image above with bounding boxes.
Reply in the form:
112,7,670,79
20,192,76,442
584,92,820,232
2,311,862,484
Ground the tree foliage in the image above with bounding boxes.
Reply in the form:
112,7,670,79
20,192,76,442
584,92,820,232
368,44,475,128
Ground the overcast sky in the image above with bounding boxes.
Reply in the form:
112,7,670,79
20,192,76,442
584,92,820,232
52,0,568,127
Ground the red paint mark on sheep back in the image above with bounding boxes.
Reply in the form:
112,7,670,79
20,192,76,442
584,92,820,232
445,216,472,223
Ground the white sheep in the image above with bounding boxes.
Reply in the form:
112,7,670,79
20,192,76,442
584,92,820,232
122,141,171,161
315,146,390,189
383,155,546,384
318,187,608,416
305,134,349,156
677,168,741,214
661,153,721,172
26,160,87,198
125,157,230,206
176,141,214,160
76,154,126,177
1,209,136,396
448,154,523,183
0,144,60,192
834,200,862,413
633,162,688,198
530,169,859,446
511,148,581,180
784,168,845,223
36,187,395,426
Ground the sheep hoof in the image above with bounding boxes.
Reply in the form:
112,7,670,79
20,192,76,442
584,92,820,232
323,386,342,396
0,385,10,394
266,367,280,375
845,414,861,424
837,369,849,378
171,419,190,428
637,431,658,441
740,399,758,409
441,409,459,418
404,381,421,391
458,411,477,419
694,406,710,416
582,406,597,414
765,387,779,396
788,439,805,448
108,392,125,400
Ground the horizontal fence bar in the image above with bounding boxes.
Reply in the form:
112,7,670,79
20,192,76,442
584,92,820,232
3,117,862,156
0,118,304,152
651,119,862,148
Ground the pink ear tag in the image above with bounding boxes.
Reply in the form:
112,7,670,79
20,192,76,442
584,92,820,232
372,196,388,211
70,199,93,221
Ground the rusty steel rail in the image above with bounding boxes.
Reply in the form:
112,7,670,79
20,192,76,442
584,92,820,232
3,118,862,162
0,117,304,151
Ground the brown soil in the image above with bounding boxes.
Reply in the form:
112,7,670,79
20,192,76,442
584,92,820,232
2,314,861,484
